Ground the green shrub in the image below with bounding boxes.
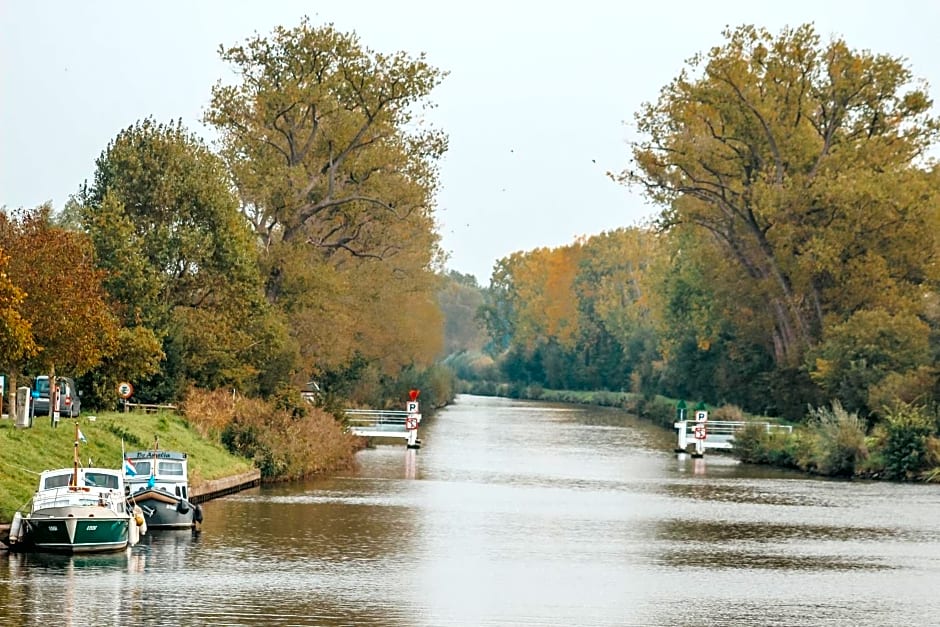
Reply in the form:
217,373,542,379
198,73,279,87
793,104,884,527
803,401,868,477
730,423,769,464
731,424,803,468
881,404,935,480
711,404,746,421
766,430,807,468
221,421,280,478
637,396,679,429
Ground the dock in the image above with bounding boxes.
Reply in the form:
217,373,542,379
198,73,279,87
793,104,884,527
189,469,261,504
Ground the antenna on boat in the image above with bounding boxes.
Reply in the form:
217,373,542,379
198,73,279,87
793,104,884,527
71,420,80,489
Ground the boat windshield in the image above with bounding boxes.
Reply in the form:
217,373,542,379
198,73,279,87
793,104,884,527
158,461,185,477
42,474,73,489
133,461,151,476
83,472,120,489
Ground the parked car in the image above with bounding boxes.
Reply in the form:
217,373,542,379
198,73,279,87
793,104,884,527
31,376,81,418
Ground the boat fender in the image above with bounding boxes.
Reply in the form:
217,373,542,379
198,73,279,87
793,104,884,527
9,511,24,544
132,505,148,535
176,500,190,515
129,517,139,546
192,504,203,524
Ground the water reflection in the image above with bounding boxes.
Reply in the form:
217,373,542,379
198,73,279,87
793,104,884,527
2,394,940,626
3,549,141,626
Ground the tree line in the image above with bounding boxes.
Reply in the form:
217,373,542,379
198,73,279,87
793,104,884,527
3,19,939,447
467,24,940,429
1,19,453,415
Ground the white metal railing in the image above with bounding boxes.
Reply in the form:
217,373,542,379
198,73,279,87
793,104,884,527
344,409,416,440
345,410,407,436
674,420,793,452
32,486,125,513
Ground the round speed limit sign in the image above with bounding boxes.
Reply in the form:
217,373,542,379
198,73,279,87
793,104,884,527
118,381,134,399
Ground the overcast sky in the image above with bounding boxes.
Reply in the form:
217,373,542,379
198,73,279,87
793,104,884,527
2,1,938,284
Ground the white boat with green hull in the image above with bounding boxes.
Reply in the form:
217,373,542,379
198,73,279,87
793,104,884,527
124,443,202,530
5,424,146,554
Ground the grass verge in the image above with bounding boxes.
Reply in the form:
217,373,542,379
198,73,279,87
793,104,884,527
0,411,254,523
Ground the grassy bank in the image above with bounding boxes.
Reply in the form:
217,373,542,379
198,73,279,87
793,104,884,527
0,411,254,523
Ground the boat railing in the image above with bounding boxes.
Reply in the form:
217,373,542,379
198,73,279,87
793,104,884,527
32,486,124,512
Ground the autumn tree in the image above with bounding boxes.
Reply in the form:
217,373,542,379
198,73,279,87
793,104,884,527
0,206,121,418
623,24,940,370
438,271,489,356
78,119,277,399
481,230,666,392
572,228,662,393
0,247,38,413
206,20,448,383
482,244,594,389
648,226,782,412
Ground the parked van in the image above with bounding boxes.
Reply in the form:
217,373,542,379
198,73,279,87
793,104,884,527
32,376,81,418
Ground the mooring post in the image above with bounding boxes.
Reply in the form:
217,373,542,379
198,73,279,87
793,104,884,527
674,420,688,452
674,400,689,453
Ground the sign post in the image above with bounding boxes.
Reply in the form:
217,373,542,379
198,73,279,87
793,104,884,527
692,402,708,457
52,381,61,426
406,389,421,449
118,381,134,412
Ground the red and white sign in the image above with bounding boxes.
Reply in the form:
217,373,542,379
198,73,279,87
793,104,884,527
405,415,419,431
693,424,707,440
118,381,134,399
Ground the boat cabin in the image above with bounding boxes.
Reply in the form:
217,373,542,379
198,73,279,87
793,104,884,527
125,450,190,501
41,470,121,490
33,468,127,512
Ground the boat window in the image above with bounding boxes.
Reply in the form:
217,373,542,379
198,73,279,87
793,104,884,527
84,473,119,489
158,461,184,476
134,461,151,476
43,474,72,489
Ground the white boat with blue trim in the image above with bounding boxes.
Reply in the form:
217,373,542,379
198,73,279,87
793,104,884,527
124,443,202,530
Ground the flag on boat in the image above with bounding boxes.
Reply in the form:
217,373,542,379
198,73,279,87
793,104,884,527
147,474,155,489
124,457,137,476
77,428,87,443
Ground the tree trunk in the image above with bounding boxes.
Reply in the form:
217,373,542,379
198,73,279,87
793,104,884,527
47,364,56,427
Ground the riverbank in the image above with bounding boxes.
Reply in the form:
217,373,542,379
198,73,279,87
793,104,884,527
0,467,261,547
461,386,940,481
0,411,259,523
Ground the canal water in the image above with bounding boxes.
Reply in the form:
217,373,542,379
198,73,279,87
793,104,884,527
2,394,940,626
